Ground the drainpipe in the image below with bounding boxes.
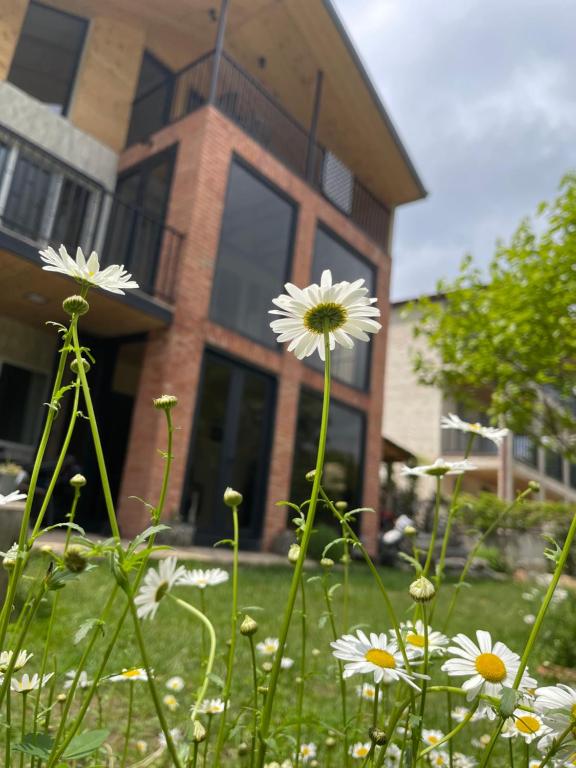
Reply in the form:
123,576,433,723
305,69,324,182
208,0,231,105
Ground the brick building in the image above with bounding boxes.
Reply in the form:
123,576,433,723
0,0,425,552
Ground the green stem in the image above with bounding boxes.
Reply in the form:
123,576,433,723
418,701,478,759
19,691,27,768
423,477,442,578
370,683,380,766
294,575,307,768
190,742,199,768
342,539,350,632
5,686,11,768
71,322,120,540
415,605,430,750
248,636,259,768
509,738,515,768
536,721,574,767
214,501,240,767
120,681,135,768
447,690,454,768
321,575,348,767
524,741,529,768
255,328,332,768
168,595,217,724
199,590,207,660
202,716,213,768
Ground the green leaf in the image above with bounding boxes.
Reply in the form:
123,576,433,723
498,687,520,718
74,618,105,645
13,733,53,759
213,539,234,548
322,538,347,557
63,729,109,760
127,524,170,554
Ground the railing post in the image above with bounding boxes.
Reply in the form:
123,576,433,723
208,0,231,105
306,69,324,182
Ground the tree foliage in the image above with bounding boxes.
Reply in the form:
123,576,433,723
410,173,576,458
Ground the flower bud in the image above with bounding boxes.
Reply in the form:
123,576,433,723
305,469,316,483
192,720,206,743
2,543,18,570
70,358,91,375
320,557,334,569
257,685,268,695
288,543,300,564
528,480,540,493
369,727,387,745
310,761,319,767
223,487,243,508
404,525,417,537
153,394,178,411
262,661,273,673
240,615,258,637
409,576,435,603
335,500,348,512
57,693,67,703
64,546,88,574
237,742,249,756
325,736,336,749
63,295,89,316
312,648,320,657
69,473,87,488
40,545,53,555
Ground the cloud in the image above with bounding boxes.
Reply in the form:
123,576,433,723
334,0,576,300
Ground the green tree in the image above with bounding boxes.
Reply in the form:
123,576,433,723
411,172,576,458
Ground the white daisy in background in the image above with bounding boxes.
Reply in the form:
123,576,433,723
440,414,509,447
400,458,477,477
535,684,576,732
178,568,229,589
39,245,139,295
280,656,294,670
109,668,149,683
429,754,451,767
453,754,476,768
135,740,148,755
331,629,423,689
165,676,185,692
523,614,536,625
163,694,179,712
384,743,402,765
158,728,182,748
441,631,536,718
0,649,32,672
135,557,186,620
422,729,445,748
451,706,470,723
401,621,449,657
356,682,383,702
0,491,27,505
471,734,491,749
256,637,280,656
501,709,551,744
64,670,92,689
350,742,371,759
11,673,53,693
269,269,381,360
199,698,226,715
299,743,317,762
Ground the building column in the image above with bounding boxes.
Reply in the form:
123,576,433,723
0,0,28,80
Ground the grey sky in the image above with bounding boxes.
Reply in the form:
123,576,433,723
333,0,576,301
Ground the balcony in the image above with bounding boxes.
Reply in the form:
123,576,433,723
512,435,538,468
441,428,498,456
126,51,391,248
0,124,183,304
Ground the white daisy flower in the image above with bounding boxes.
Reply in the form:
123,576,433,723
471,734,491,749
453,754,476,768
441,631,536,718
178,568,229,589
0,649,32,672
199,697,226,715
11,673,53,693
451,706,470,723
400,458,477,477
350,741,371,759
440,414,509,447
401,620,449,657
64,670,92,689
501,708,551,744
163,693,179,712
330,629,423,689
0,491,27,505
39,245,139,295
383,743,402,765
158,728,182,748
422,729,445,748
356,682,383,702
135,557,186,620
135,740,148,755
165,676,185,692
269,269,381,360
299,743,317,762
429,754,451,767
280,656,294,670
534,684,576,732
523,614,536,625
256,637,280,656
109,668,149,682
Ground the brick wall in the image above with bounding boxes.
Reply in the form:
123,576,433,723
117,106,391,556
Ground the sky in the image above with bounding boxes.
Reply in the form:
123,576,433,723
333,0,576,301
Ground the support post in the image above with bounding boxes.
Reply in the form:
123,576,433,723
306,69,324,182
208,0,230,105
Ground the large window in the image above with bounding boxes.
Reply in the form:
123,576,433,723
290,389,365,515
210,160,296,348
0,361,47,447
308,227,376,389
8,2,88,115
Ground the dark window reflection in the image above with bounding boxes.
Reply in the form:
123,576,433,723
210,161,296,347
290,389,365,520
308,227,376,390
0,362,47,445
127,53,174,146
8,2,87,115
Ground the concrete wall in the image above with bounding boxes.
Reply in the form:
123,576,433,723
0,316,56,374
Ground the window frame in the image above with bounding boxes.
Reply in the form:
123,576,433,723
9,0,89,117
209,153,299,350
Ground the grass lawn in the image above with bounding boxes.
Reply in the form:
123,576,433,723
14,555,558,766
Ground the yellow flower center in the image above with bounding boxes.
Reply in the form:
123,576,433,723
475,653,507,683
122,669,142,678
406,633,426,648
303,302,347,334
515,715,540,735
471,423,482,432
365,649,396,669
428,735,440,744
356,746,369,756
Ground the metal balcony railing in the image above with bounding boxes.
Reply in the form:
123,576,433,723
126,50,391,248
441,428,498,456
0,124,183,304
512,435,538,468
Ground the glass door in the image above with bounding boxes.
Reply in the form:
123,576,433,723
183,351,276,548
